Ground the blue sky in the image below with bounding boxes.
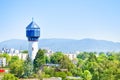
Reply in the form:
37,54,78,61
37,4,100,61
0,0,120,42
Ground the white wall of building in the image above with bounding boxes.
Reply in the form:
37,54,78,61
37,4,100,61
64,53,77,60
0,58,6,67
8,53,28,60
28,41,38,61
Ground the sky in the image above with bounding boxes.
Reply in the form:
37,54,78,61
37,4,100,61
0,0,120,42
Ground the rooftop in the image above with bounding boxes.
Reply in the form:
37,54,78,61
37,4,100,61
26,19,40,29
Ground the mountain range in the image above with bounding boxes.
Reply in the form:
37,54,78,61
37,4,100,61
0,38,120,52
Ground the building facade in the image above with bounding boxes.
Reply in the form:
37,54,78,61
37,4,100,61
0,58,6,67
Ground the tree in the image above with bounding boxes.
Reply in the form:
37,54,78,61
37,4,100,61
2,53,11,65
77,52,90,60
45,56,50,63
87,52,97,62
21,50,28,53
33,49,46,72
23,56,33,78
43,66,54,77
50,52,64,64
37,71,50,80
9,56,19,65
55,72,67,80
10,60,24,78
83,70,92,80
60,55,74,70
2,73,18,80
70,67,82,77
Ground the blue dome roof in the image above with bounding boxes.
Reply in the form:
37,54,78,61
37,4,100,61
26,21,40,29
26,20,40,41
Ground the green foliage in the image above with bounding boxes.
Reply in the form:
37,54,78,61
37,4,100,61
21,50,28,53
43,66,55,76
77,52,90,60
37,71,50,80
9,56,19,65
50,52,64,64
83,70,92,80
3,51,120,80
45,56,50,63
33,49,46,72
2,73,18,80
76,52,120,80
23,56,33,78
59,55,75,70
54,72,67,79
70,67,82,76
50,52,74,70
0,53,11,65
9,60,24,78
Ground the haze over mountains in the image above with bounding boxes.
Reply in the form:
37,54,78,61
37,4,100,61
0,38,120,52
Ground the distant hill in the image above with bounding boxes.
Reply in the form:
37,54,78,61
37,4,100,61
0,38,120,52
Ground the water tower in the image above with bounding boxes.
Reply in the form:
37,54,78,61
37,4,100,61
26,19,40,61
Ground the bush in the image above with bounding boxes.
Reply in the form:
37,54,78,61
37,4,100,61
2,73,18,80
55,72,67,79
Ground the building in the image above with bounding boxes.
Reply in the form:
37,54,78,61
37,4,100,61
45,49,54,57
26,19,40,61
64,53,77,60
44,49,78,61
0,58,6,67
8,53,28,60
0,48,27,60
0,48,20,54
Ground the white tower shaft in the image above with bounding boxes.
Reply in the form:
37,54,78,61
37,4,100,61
28,41,38,61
